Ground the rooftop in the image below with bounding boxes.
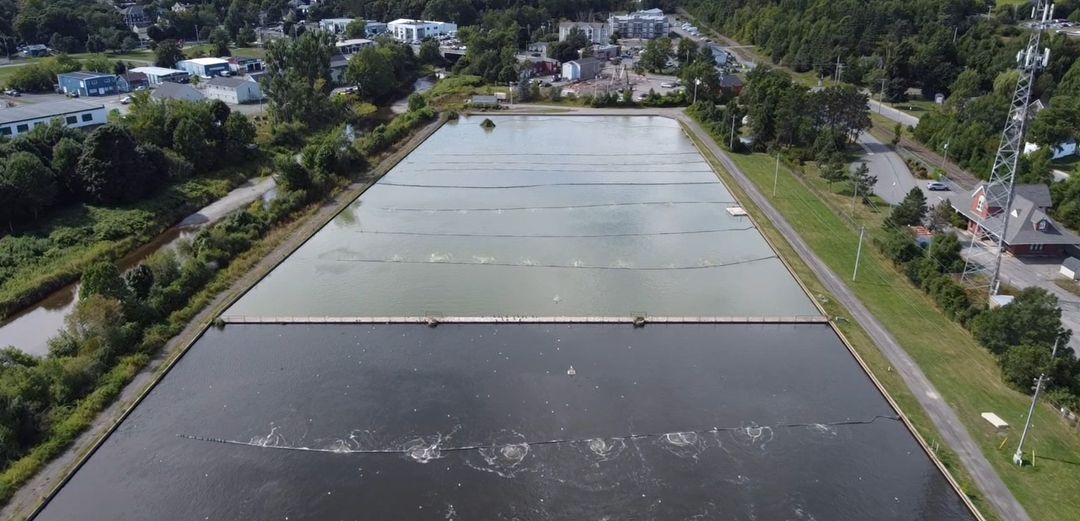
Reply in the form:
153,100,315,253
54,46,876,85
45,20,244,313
179,57,229,66
337,39,373,46
57,71,115,80
0,100,104,126
949,184,1080,246
130,66,188,76
569,57,601,66
612,8,667,20
207,76,255,88
151,82,205,101
388,18,451,26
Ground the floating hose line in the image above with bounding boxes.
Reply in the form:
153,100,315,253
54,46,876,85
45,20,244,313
316,255,779,271
176,415,902,456
378,181,722,189
380,201,739,212
351,227,756,239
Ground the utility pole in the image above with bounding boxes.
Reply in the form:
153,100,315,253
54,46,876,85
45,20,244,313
962,0,1053,294
850,165,860,214
729,114,736,149
772,153,780,196
879,77,887,113
1014,338,1059,465
853,225,865,281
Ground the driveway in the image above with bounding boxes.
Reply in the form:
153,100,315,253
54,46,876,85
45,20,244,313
857,132,918,205
179,177,276,227
961,236,1080,355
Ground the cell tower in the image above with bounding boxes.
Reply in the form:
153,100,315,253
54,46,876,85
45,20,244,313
961,1,1054,293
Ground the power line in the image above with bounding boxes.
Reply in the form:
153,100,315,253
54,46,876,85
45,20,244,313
380,201,739,212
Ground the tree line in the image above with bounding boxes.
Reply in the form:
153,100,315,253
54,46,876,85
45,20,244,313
684,0,1080,228
690,67,871,162
0,98,256,227
0,42,441,498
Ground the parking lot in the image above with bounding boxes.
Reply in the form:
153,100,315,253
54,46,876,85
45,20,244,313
1,89,268,117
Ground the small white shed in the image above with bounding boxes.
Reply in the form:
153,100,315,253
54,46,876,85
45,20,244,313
1060,257,1080,280
981,412,1009,430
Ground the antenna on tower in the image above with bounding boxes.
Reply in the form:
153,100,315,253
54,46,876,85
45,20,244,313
961,0,1052,295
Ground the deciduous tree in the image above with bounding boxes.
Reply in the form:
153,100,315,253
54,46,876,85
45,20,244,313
154,39,185,68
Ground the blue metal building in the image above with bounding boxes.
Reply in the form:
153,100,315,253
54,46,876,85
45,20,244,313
57,72,119,97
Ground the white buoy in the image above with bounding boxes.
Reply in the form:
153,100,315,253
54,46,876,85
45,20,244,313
553,295,561,304
567,365,576,376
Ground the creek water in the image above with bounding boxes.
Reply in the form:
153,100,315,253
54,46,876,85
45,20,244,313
0,227,195,356
34,323,976,521
227,115,818,318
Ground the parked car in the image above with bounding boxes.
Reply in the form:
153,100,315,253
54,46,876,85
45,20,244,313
120,96,133,104
660,82,676,88
3,89,19,96
927,181,949,191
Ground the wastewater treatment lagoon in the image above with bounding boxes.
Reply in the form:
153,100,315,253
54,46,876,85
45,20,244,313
226,115,817,318
32,116,978,521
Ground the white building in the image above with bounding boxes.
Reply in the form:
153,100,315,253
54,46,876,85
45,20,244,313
336,38,375,55
558,21,612,44
204,77,263,104
609,8,670,39
0,100,106,137
387,19,457,42
319,17,354,34
129,66,190,85
561,57,602,81
176,57,231,78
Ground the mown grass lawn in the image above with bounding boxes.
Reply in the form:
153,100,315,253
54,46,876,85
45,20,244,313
727,151,1080,521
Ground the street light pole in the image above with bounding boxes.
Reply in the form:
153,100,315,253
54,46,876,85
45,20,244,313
1014,339,1060,466
693,77,700,104
941,142,950,170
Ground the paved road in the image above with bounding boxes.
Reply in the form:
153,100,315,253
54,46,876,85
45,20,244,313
857,132,918,205
673,112,1029,521
868,99,921,128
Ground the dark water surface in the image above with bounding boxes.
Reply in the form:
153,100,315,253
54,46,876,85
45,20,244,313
36,323,975,521
227,116,817,318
